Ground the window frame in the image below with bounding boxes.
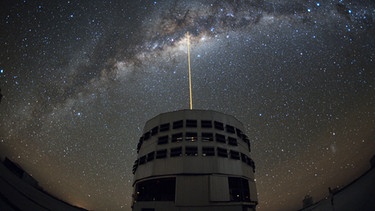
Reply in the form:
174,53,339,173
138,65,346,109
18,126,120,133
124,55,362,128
201,132,214,142
228,137,238,146
157,135,169,145
230,150,240,160
156,149,167,159
214,121,224,130
217,147,228,157
159,123,170,132
170,147,183,157
147,151,155,162
171,132,183,143
186,119,198,128
201,120,213,128
173,120,184,129
225,125,235,134
185,132,198,142
185,146,198,156
215,133,226,143
202,146,215,156
228,177,250,202
151,126,159,136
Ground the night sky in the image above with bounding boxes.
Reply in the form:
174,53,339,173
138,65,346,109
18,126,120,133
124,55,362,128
1,0,375,210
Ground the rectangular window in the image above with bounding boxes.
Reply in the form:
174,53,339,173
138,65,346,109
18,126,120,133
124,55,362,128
171,133,183,143
241,134,248,142
202,147,215,156
159,123,170,132
236,128,243,138
132,160,139,174
247,157,255,170
201,120,212,128
201,132,213,141
151,126,158,136
156,149,167,159
144,132,151,141
241,153,247,163
243,135,251,152
217,147,228,157
228,137,238,146
244,155,250,165
240,153,255,169
139,155,147,165
185,146,198,156
173,120,183,129
170,147,182,157
136,178,176,201
214,121,224,130
226,125,235,133
228,177,250,202
147,151,155,162
230,150,240,160
186,119,197,128
215,133,226,143
185,132,198,142
157,135,169,145
137,136,144,153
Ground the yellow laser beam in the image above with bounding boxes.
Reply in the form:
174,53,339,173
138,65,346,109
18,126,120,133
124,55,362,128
187,32,193,110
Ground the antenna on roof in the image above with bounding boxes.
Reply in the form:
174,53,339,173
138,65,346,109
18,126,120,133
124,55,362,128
187,32,193,110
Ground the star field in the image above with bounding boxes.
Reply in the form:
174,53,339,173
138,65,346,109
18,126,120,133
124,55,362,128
0,0,374,210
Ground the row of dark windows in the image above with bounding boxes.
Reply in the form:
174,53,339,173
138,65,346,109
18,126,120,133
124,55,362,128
137,130,251,154
144,120,242,135
134,177,251,202
156,132,242,146
138,119,250,151
132,147,255,174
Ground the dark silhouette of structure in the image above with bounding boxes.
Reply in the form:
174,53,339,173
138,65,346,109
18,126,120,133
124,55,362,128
0,157,86,211
302,195,313,208
299,154,375,211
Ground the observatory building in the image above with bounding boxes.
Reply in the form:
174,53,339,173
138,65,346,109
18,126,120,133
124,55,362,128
131,109,258,211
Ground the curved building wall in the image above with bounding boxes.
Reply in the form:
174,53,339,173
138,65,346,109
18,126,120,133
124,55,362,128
132,109,258,211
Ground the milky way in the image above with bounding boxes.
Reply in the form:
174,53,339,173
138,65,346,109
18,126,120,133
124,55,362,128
1,0,375,210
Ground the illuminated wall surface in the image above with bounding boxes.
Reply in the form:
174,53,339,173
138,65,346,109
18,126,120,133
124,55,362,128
132,109,258,211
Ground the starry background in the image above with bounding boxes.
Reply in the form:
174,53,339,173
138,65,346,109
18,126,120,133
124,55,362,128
0,0,374,210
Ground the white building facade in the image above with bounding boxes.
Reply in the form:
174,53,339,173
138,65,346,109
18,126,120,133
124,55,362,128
132,110,258,211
